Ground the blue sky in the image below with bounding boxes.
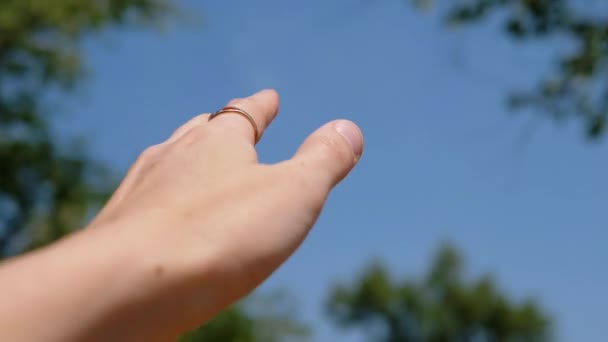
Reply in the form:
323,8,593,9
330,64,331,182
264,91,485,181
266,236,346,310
55,0,607,340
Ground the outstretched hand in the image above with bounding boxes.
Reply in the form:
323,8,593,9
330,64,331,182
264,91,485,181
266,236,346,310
0,89,363,341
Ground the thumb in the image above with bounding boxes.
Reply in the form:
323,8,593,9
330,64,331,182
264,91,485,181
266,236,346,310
280,120,363,192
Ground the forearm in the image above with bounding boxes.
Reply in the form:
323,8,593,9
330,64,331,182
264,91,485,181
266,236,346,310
0,218,233,342
0,227,162,341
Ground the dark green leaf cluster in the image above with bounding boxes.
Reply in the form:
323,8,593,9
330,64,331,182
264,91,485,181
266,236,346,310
0,0,174,256
178,291,310,342
327,243,551,342
179,307,258,342
423,0,608,138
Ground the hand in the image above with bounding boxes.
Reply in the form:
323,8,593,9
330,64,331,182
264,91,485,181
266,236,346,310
0,89,363,341
88,89,362,339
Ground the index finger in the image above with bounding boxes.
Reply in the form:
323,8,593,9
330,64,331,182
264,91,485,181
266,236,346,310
208,89,280,145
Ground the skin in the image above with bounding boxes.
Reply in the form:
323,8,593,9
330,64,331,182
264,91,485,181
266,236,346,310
0,89,363,341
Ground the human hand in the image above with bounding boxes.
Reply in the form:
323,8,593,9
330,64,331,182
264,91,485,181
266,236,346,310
75,89,364,339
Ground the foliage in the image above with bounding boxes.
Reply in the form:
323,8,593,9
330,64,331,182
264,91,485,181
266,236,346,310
0,0,175,256
179,291,310,342
179,307,257,342
327,243,551,341
415,0,608,139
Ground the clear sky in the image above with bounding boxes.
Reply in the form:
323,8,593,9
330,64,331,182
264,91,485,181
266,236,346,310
54,0,608,340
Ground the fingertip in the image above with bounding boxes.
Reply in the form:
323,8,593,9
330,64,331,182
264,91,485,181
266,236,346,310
256,89,280,111
249,89,279,103
228,89,279,107
260,88,279,98
333,120,363,159
283,119,363,191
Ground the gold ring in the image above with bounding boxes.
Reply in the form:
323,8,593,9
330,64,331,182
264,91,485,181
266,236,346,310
208,106,260,143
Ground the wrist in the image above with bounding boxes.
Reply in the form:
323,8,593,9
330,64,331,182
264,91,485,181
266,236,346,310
63,223,196,341
0,215,233,341
0,226,151,341
0,224,178,341
74,219,224,340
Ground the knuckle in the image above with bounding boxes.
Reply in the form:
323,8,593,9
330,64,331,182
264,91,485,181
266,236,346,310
140,144,162,160
134,144,165,171
191,113,211,127
227,98,243,107
178,124,212,147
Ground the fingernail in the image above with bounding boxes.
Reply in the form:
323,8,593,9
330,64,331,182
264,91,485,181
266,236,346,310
334,120,363,158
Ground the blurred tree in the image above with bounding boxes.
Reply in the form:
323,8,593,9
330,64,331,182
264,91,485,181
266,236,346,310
413,0,608,139
179,307,258,342
327,243,551,341
0,0,176,257
179,291,310,342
